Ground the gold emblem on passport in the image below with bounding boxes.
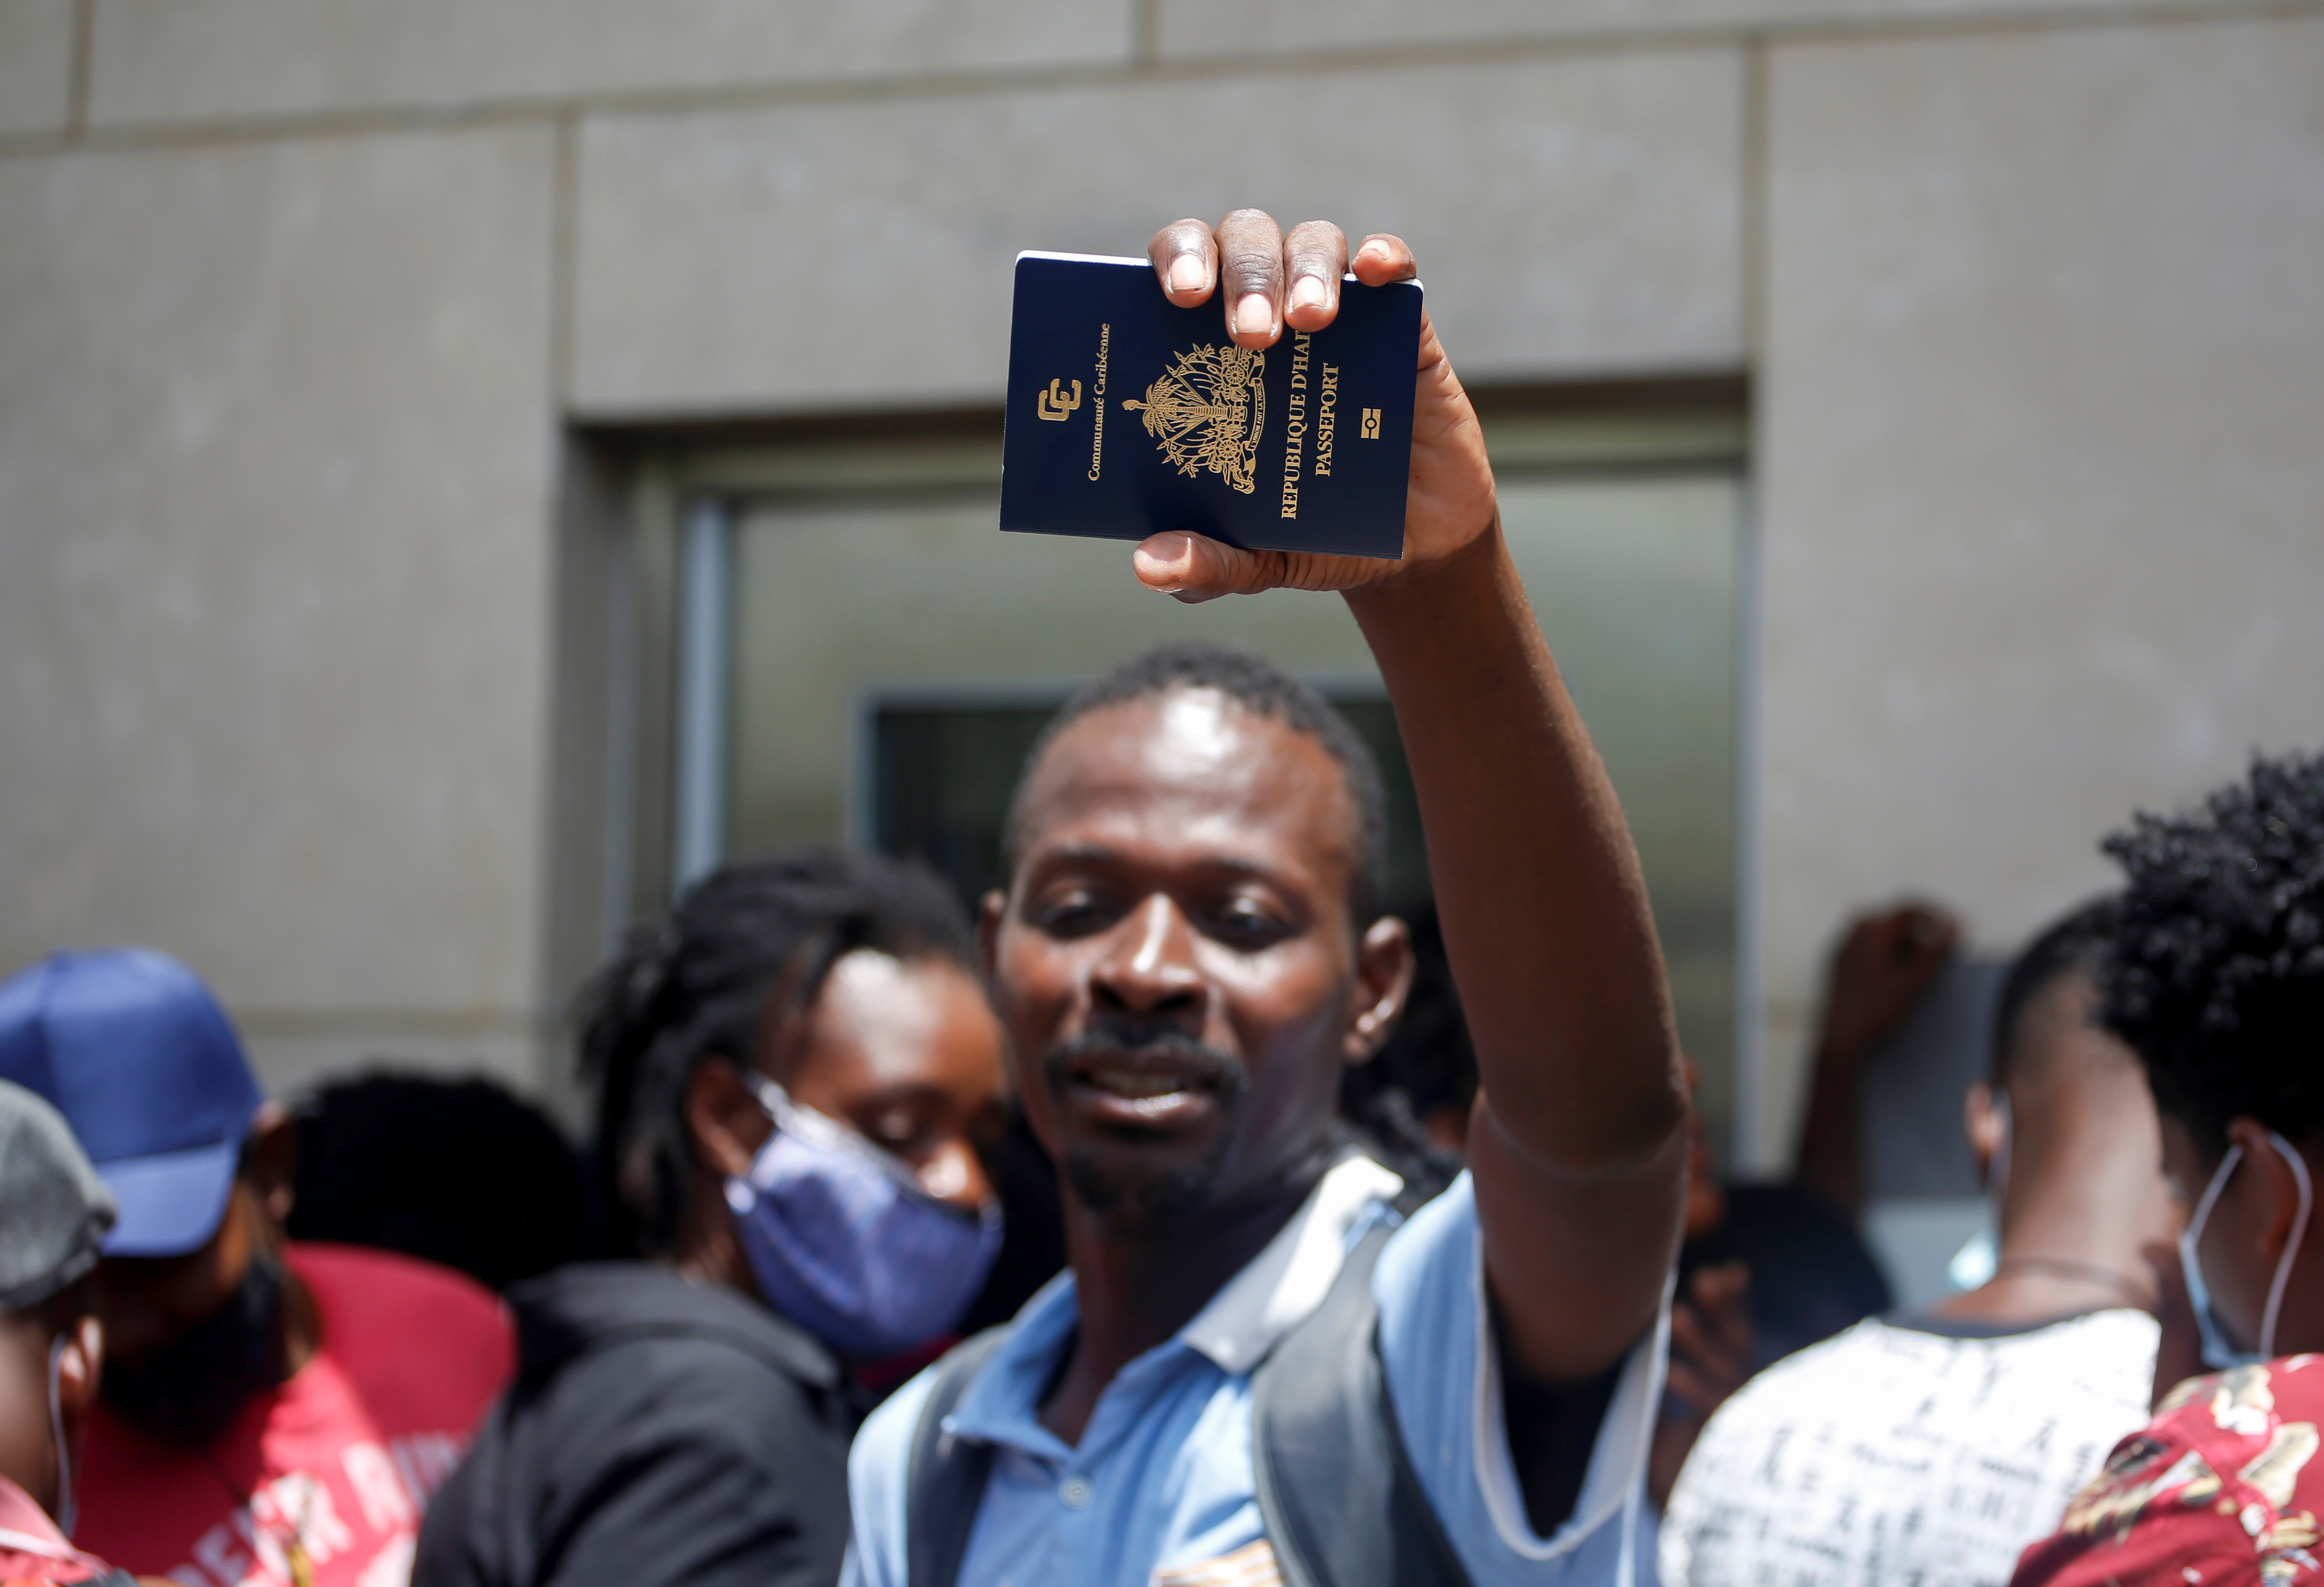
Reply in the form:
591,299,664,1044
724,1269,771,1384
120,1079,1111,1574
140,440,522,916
1037,379,1083,421
1123,344,1266,495
1360,407,1382,440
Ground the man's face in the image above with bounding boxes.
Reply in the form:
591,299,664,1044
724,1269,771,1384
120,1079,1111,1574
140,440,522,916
987,688,1402,1232
94,1182,263,1368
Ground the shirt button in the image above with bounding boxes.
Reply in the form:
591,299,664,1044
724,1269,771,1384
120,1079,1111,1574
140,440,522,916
1058,1475,1094,1509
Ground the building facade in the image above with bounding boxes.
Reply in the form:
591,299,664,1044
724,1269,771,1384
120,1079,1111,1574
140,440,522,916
2,0,2318,1166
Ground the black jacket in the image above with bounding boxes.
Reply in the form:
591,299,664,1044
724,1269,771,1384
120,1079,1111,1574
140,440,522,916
414,1263,858,1587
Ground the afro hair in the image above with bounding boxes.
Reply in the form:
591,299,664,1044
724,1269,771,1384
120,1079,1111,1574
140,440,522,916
2097,748,2324,1157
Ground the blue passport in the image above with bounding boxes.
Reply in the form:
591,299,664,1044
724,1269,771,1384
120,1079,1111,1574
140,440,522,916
1000,252,1421,560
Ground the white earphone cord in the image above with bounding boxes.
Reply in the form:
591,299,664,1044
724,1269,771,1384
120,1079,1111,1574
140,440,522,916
2259,1130,2314,1360
47,1336,75,1540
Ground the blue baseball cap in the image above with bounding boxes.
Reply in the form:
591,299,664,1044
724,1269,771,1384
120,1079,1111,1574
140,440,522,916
0,948,265,1257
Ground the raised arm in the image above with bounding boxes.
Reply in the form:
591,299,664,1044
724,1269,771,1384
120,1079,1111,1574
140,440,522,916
1139,210,1688,1382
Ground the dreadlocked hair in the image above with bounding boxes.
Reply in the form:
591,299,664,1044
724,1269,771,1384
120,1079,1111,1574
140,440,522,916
579,849,976,1257
2097,748,2324,1159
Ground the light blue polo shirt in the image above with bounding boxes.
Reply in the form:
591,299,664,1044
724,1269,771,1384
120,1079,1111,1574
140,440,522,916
843,1159,1667,1587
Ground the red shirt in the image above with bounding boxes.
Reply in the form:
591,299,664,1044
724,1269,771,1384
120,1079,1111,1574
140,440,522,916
2012,1354,2324,1587
0,1473,113,1586
76,1244,513,1587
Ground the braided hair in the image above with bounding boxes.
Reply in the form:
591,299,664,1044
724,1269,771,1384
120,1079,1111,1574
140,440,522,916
580,849,977,1257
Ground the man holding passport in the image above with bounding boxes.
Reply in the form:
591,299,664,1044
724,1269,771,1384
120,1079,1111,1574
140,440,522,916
844,210,1687,1587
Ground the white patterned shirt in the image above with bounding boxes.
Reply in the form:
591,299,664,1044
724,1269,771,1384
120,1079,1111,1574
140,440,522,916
1659,1309,2158,1587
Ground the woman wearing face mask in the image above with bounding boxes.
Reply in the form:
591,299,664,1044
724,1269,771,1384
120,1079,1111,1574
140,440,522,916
2012,750,2324,1587
414,851,1010,1587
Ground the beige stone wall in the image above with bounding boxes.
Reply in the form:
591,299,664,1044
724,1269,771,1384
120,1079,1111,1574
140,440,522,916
0,124,559,1095
0,0,74,136
568,52,1743,413
1752,14,2324,1165
2,0,2318,1145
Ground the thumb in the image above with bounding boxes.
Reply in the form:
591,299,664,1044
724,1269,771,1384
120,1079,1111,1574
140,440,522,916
1133,531,1272,604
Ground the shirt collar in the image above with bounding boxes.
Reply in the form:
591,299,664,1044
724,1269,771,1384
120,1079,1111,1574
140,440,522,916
945,1156,1404,1453
0,1475,104,1573
1178,1155,1403,1374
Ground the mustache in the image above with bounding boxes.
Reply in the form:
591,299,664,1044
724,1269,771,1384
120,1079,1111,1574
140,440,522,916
1041,1023,1249,1094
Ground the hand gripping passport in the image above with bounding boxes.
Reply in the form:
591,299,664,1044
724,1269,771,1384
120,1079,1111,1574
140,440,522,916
1002,252,1422,560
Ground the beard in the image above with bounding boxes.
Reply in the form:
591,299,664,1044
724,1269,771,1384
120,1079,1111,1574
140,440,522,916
1042,1023,1250,1228
100,1249,287,1446
1056,1138,1237,1226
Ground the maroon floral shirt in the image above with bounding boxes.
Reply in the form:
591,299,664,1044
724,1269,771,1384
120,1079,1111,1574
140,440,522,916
2013,1355,2324,1587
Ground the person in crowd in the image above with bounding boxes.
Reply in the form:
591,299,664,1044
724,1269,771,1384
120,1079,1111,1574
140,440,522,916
951,1103,1069,1338
1338,903,1474,1185
2012,750,2324,1587
1791,902,1964,1218
1660,899,2176,1587
415,850,1011,1587
0,1080,122,1587
287,1070,587,1291
0,947,514,1587
1350,905,1898,1507
1647,905,1948,1500
1355,900,1956,1213
843,210,1690,1587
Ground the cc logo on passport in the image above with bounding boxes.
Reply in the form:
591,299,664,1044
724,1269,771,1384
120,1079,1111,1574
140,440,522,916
1037,379,1083,421
1360,408,1382,440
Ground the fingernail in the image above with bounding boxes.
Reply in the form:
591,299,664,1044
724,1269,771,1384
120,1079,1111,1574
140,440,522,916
1135,533,1195,593
1233,292,1273,336
1168,253,1207,296
1289,276,1327,313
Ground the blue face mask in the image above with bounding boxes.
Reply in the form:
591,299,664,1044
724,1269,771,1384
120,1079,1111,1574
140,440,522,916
725,1074,1001,1360
2179,1128,2314,1370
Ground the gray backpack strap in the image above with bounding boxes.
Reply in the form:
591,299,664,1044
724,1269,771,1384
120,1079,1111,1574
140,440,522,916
905,1326,1012,1587
1253,1220,1474,1587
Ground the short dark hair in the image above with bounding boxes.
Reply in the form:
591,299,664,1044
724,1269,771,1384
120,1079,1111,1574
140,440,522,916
1990,897,2121,1089
580,849,976,1256
2096,749,2324,1157
287,1071,586,1291
1002,642,1389,925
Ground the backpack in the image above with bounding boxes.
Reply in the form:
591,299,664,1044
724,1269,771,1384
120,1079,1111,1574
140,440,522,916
902,1219,1472,1587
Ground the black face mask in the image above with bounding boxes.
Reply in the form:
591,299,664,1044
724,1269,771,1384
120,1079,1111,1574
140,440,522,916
101,1249,287,1447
